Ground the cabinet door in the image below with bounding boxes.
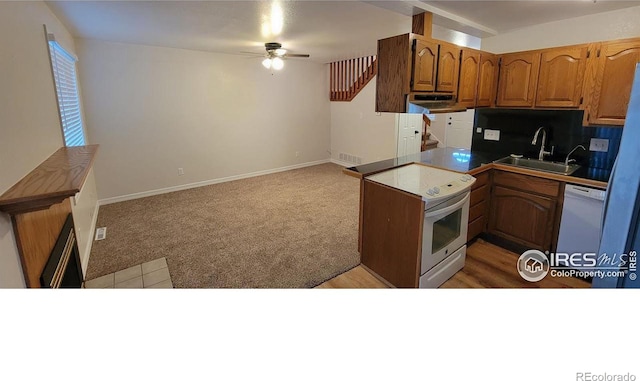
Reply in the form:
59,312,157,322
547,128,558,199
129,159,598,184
437,44,460,93
488,185,556,251
457,49,480,107
412,39,438,92
476,53,499,107
586,40,640,126
535,46,588,108
496,52,541,107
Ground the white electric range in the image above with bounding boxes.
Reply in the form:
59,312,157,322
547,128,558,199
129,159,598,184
367,163,476,288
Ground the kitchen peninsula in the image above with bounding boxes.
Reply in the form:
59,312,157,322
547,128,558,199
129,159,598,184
345,147,609,287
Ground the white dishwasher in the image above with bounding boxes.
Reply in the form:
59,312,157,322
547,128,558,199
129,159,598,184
556,184,606,257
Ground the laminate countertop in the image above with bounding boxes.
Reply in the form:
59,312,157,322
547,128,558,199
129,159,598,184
344,148,609,190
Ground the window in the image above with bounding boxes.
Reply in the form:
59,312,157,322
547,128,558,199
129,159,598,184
47,33,86,147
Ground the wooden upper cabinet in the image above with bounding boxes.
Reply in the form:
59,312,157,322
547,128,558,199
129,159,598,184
496,51,541,107
585,39,640,126
376,34,412,113
477,53,499,107
412,38,438,92
436,43,461,93
457,49,480,107
535,46,588,108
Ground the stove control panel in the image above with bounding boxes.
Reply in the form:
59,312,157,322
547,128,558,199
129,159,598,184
365,164,477,204
423,176,475,199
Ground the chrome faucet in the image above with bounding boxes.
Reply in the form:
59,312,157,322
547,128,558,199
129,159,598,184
531,127,553,161
565,144,586,166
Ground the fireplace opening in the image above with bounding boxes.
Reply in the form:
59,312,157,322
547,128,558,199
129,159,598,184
40,214,83,288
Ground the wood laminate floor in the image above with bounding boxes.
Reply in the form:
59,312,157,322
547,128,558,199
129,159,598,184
316,239,591,288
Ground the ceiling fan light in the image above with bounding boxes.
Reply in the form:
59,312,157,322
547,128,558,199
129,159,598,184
272,57,284,70
270,2,284,35
274,48,287,56
262,58,272,69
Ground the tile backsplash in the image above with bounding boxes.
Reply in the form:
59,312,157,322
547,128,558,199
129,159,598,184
471,108,622,171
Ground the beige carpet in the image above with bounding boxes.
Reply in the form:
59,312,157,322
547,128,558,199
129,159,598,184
85,163,361,288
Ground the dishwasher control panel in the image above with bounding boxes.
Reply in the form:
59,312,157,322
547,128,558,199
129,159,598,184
566,185,606,201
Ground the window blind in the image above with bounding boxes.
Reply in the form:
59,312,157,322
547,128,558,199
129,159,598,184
48,35,85,147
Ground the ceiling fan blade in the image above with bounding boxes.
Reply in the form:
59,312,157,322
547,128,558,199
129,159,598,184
284,53,310,58
239,51,264,56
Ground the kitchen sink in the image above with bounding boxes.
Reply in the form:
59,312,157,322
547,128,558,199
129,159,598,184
493,156,580,175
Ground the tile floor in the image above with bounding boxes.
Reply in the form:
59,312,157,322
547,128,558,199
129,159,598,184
84,257,173,288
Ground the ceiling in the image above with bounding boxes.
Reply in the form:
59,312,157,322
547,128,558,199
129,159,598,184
425,0,640,34
47,1,640,63
46,1,411,63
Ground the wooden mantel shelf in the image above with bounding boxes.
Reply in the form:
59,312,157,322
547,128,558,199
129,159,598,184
0,145,99,215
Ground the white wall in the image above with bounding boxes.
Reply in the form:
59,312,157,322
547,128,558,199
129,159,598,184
428,109,475,149
433,25,481,50
330,78,397,164
0,1,98,287
76,39,331,201
482,6,640,53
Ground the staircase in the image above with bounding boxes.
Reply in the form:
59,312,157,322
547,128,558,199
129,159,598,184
329,55,377,101
423,131,439,151
422,114,439,151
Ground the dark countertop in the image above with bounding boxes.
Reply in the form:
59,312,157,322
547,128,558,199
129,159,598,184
345,147,610,187
568,166,612,183
346,148,503,176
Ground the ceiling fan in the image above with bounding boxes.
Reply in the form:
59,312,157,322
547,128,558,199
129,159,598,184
244,42,310,70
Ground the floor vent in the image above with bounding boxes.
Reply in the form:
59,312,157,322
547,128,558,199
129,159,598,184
339,153,362,165
95,227,107,241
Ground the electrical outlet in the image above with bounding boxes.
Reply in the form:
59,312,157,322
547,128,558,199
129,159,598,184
178,168,184,176
484,129,500,141
295,151,299,157
375,112,381,116
589,138,609,152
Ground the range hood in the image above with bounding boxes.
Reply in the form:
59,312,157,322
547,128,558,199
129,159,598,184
407,93,467,114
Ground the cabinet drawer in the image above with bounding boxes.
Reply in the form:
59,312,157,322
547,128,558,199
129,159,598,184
469,200,487,222
470,184,489,206
467,216,485,242
493,170,560,198
471,171,489,190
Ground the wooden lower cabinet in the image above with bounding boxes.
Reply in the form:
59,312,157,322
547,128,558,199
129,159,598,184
467,171,490,241
487,171,561,252
488,185,556,251
361,179,423,288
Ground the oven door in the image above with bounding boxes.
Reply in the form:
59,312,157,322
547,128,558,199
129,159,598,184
421,191,470,274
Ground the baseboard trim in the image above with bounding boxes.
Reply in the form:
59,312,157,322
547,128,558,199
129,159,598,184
329,158,354,168
81,202,100,277
98,159,331,205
